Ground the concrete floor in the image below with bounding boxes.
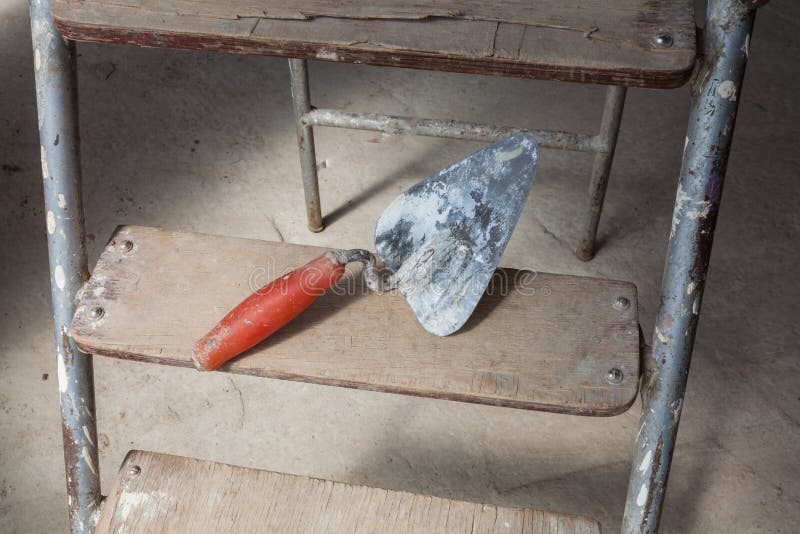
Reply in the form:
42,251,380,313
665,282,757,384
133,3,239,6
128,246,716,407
1,1,799,532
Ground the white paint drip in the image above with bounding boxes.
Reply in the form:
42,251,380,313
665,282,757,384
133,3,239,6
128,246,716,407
655,326,668,344
717,80,737,101
54,264,66,290
639,450,653,473
693,297,700,315
57,355,67,393
83,425,95,447
686,281,697,295
58,193,66,208
82,447,97,475
636,484,648,506
34,48,41,71
47,210,56,234
40,145,49,178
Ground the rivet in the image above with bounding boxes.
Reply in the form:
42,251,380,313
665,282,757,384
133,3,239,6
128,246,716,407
653,33,673,48
607,368,624,384
88,306,105,320
613,296,630,311
127,465,141,477
119,240,134,253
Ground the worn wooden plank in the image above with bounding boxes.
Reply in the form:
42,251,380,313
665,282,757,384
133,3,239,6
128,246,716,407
96,450,601,533
51,0,696,88
71,226,640,415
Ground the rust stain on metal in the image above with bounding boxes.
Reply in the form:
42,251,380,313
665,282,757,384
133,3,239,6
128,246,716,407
61,421,82,522
61,328,76,367
642,436,664,527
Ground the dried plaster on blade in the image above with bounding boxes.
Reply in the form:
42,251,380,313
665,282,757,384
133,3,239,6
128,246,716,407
374,135,537,336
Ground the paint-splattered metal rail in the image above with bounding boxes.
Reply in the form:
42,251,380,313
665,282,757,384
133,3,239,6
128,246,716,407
622,1,762,531
30,0,101,531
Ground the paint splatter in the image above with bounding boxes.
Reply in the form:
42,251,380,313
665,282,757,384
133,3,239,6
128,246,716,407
54,265,66,290
717,80,737,101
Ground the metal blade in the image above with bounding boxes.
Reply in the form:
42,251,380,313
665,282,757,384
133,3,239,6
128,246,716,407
374,134,538,336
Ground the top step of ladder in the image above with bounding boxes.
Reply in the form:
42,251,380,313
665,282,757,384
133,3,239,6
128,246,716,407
51,0,696,88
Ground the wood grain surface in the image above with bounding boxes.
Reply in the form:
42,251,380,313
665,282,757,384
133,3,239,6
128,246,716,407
71,226,640,415
96,450,602,533
51,0,695,88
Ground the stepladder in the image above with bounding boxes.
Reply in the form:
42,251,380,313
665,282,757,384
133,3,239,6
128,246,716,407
30,0,768,532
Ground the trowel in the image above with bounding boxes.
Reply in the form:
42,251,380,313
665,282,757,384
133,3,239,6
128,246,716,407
193,135,538,371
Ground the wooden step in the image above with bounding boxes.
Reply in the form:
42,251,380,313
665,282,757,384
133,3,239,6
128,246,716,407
71,226,640,415
51,0,695,88
97,450,601,533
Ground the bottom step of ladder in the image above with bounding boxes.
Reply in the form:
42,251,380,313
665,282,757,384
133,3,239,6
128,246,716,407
97,450,601,533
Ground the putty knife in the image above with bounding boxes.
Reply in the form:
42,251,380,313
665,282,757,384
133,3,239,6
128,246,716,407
193,135,538,371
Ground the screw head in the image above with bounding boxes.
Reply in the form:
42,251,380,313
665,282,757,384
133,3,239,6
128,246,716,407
613,296,630,311
607,368,624,384
88,306,105,320
119,240,134,253
127,465,141,477
653,33,673,48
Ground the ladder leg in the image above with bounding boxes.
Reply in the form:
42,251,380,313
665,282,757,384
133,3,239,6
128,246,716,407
576,85,626,261
30,0,100,531
289,58,324,232
622,1,760,531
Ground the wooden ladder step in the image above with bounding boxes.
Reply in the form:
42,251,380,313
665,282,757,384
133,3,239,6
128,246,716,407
97,450,601,533
71,226,640,415
51,0,695,88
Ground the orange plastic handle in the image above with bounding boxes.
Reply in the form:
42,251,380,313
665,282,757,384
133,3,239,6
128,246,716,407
192,253,345,371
